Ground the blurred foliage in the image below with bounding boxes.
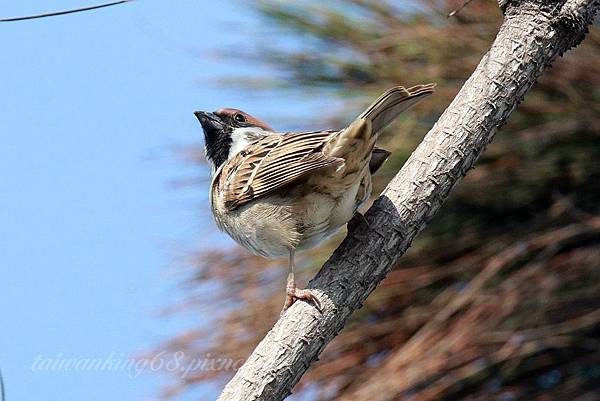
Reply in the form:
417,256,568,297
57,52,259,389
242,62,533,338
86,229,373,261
156,1,600,400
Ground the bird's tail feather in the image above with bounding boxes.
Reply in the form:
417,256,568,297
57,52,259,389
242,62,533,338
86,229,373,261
361,83,436,134
326,83,435,165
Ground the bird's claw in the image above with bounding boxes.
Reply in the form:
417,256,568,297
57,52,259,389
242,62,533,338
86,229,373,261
281,286,322,315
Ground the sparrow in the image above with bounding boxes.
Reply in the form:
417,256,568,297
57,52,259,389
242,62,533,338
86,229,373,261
194,83,435,314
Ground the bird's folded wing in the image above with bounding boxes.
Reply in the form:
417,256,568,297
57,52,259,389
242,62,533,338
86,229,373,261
216,131,343,211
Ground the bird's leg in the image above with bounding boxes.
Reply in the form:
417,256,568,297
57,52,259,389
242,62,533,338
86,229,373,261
281,249,322,315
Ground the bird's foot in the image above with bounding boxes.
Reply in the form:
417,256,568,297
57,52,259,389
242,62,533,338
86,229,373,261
281,275,322,315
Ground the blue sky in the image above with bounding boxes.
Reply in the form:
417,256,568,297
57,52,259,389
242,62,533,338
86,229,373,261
0,1,296,400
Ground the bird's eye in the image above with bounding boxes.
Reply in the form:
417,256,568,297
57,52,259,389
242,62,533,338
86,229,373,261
234,113,246,123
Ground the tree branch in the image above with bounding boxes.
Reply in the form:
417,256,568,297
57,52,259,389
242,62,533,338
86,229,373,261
217,1,600,400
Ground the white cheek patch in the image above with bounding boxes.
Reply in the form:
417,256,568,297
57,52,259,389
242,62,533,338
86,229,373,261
228,127,265,160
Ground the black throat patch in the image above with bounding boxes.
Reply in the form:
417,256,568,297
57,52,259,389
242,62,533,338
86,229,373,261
204,126,232,170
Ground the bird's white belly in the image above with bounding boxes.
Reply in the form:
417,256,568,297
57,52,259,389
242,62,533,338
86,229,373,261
211,181,363,259
212,195,298,259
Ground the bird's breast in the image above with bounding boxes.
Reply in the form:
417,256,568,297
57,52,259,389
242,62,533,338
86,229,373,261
211,189,301,258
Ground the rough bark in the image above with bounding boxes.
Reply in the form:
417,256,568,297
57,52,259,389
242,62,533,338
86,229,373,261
217,1,600,400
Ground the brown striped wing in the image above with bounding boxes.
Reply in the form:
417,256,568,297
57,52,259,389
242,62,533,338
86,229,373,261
217,131,343,211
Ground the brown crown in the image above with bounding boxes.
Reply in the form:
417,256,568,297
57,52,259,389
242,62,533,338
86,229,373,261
215,108,273,132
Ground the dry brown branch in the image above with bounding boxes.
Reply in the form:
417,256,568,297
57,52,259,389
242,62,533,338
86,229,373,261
448,0,478,17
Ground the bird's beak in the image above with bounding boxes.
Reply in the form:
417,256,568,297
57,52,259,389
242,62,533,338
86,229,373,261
194,111,224,133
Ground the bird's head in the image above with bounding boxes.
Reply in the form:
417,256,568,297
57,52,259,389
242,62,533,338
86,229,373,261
194,108,273,172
